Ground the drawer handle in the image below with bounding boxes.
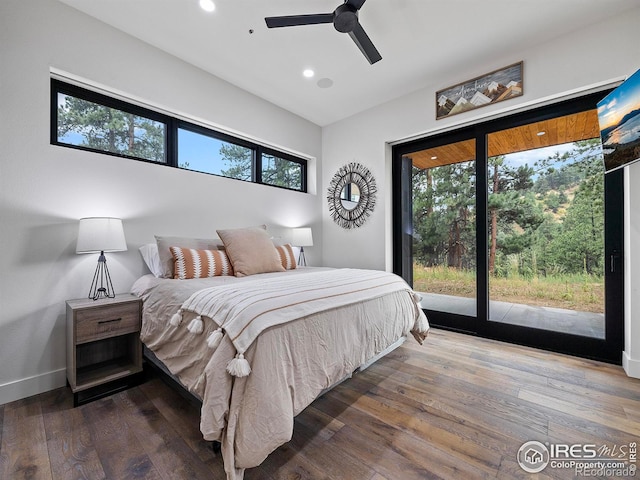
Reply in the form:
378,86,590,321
98,318,122,325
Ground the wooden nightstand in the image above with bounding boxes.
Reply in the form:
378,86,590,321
66,293,143,406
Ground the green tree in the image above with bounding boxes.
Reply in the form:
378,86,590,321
411,138,605,292
219,144,253,180
262,154,301,190
534,139,604,276
549,172,604,275
488,156,543,276
412,161,476,269
530,212,563,277
57,95,164,162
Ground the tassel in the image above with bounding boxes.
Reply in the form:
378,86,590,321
411,310,429,345
414,310,429,334
226,353,251,377
169,309,183,326
187,315,204,334
207,328,224,349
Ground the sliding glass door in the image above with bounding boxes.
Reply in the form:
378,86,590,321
393,91,624,363
401,138,478,331
486,119,606,339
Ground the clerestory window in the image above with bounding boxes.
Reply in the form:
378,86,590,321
51,78,307,192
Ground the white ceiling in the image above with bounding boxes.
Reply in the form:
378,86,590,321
58,0,638,127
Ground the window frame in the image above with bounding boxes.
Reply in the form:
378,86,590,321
51,78,308,193
177,120,257,182
51,79,172,165
258,146,308,192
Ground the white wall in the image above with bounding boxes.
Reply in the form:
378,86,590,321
0,0,322,404
321,8,640,373
624,166,640,376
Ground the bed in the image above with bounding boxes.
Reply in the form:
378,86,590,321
131,227,429,480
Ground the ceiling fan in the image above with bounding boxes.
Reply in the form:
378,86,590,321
264,0,382,65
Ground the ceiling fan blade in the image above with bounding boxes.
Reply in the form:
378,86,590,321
348,22,382,64
345,0,367,10
265,13,334,28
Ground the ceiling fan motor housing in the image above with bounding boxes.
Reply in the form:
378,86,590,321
333,4,358,33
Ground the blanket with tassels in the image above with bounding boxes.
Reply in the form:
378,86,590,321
169,268,428,377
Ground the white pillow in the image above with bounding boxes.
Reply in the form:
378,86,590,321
139,243,164,277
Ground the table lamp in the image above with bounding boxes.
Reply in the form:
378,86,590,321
292,227,313,267
76,217,127,300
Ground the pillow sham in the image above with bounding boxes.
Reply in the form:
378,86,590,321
275,244,297,270
170,246,234,279
155,235,224,278
216,226,285,277
139,243,164,278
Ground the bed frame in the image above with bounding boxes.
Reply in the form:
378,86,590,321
143,345,202,406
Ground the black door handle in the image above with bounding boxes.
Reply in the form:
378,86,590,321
610,250,620,273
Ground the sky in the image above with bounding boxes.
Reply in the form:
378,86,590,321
178,128,236,174
502,143,580,169
597,67,640,130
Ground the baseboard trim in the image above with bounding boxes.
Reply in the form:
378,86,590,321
0,368,67,406
622,351,640,379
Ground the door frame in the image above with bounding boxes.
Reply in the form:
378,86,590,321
392,90,624,364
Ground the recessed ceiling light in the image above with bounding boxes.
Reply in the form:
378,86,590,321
431,156,438,160
317,78,333,88
537,131,546,136
303,69,315,78
199,0,215,13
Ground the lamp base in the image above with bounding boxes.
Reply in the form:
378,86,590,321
89,252,116,301
297,246,307,267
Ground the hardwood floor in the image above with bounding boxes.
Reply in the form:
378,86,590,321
2,329,640,479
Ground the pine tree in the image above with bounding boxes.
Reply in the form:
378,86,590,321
57,95,164,162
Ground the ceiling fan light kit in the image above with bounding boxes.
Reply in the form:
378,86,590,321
265,0,382,65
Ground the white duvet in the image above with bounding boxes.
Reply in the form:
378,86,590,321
132,267,428,479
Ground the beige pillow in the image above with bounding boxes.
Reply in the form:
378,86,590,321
155,235,224,278
170,246,234,279
217,226,285,277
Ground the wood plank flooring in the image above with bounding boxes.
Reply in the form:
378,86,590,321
2,329,640,479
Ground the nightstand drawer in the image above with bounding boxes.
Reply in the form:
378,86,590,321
76,303,140,344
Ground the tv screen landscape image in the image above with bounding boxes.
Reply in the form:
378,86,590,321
597,67,640,173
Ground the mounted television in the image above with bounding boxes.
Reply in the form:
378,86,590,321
597,68,640,173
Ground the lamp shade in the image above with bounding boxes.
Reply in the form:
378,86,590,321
76,217,127,254
292,227,313,247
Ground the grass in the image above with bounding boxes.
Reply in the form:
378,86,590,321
413,265,604,314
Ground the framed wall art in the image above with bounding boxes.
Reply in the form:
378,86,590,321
436,61,523,120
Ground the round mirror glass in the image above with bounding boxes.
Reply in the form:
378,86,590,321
340,183,360,210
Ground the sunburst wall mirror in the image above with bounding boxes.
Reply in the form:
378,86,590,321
327,162,377,229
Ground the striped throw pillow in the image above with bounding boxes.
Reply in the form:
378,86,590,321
170,246,234,279
276,244,297,270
